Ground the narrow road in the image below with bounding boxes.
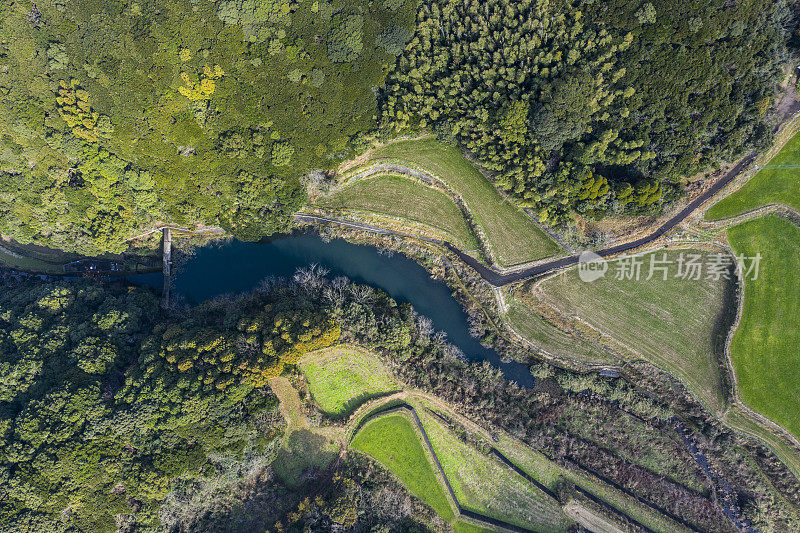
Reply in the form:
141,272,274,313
298,152,757,287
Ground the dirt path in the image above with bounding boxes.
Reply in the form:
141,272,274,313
269,377,308,431
772,78,800,131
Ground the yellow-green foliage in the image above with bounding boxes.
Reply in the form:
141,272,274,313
238,312,341,387
617,179,661,207
56,79,100,142
576,173,610,202
156,307,340,391
178,65,225,101
0,0,409,253
323,474,359,527
269,310,341,364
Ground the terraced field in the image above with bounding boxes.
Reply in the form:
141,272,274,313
492,436,695,533
350,413,456,521
363,138,563,266
726,216,800,440
315,173,479,251
329,346,707,532
299,345,400,416
417,408,571,532
707,131,800,220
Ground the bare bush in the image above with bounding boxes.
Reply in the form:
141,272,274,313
293,263,330,290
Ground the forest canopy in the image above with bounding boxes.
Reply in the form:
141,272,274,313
0,0,795,250
381,0,793,224
0,277,344,531
0,0,415,253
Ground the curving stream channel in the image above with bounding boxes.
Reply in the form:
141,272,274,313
128,233,535,387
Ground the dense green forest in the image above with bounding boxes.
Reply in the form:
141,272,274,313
0,274,439,531
382,0,794,223
0,0,414,253
1,0,795,254
2,271,799,531
0,279,332,530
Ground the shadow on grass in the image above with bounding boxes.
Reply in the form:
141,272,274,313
323,389,403,419
273,429,338,489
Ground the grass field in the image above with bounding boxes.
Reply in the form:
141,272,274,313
707,131,800,220
350,413,455,521
315,174,479,251
299,346,400,417
452,522,497,533
504,298,619,365
365,138,562,266
417,409,571,532
727,216,800,440
0,246,65,273
269,378,340,488
533,250,730,413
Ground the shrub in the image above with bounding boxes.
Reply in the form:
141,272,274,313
376,25,412,56
271,142,295,166
327,14,364,62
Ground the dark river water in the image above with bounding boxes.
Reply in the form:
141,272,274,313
128,234,534,387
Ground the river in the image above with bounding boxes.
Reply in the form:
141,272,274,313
128,234,535,387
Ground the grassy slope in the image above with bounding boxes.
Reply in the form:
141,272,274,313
299,345,399,416
367,138,562,266
504,299,618,365
270,377,307,431
452,522,497,533
316,174,479,251
0,246,65,273
560,404,707,493
269,378,339,488
417,409,571,533
426,394,696,532
722,409,800,478
316,342,703,531
535,250,729,413
727,216,800,440
351,413,456,521
707,132,800,220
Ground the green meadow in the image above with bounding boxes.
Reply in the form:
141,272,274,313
350,413,455,521
300,345,399,416
726,216,800,440
707,131,800,220
366,138,563,266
